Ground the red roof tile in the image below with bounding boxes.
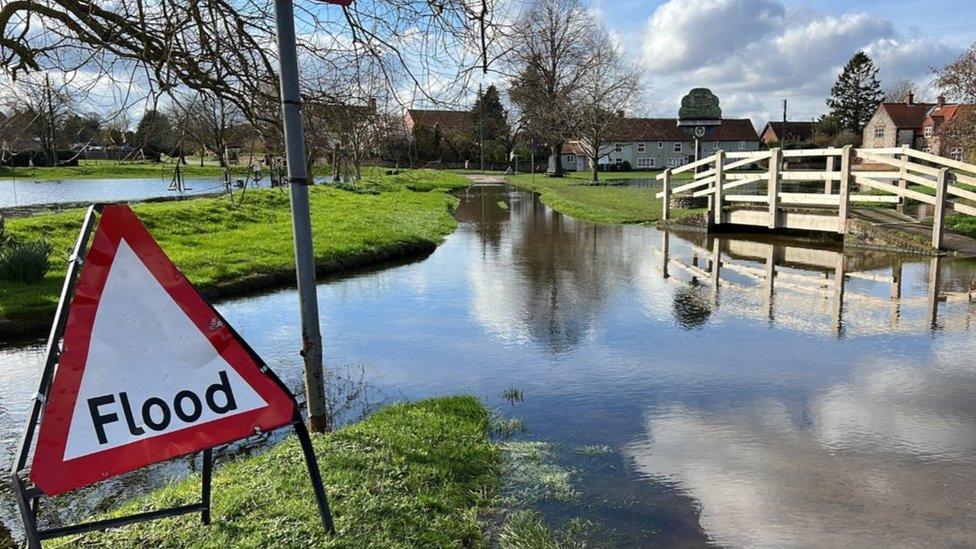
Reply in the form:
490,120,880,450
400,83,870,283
879,103,935,129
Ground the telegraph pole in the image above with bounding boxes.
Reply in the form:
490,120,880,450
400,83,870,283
273,0,330,432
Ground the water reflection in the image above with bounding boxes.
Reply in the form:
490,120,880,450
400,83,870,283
626,335,976,547
659,230,976,337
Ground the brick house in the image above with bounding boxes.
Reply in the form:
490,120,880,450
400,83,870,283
918,102,975,161
862,95,935,149
561,117,760,172
760,121,814,145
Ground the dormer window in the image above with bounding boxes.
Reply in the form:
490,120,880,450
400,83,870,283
874,127,884,139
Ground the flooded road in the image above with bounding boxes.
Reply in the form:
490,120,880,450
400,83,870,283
3,184,976,546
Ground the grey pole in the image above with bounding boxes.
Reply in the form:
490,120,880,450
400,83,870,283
273,0,330,432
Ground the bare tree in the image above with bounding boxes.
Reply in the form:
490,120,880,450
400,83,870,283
884,79,918,103
574,29,641,182
933,42,976,103
506,0,598,177
1,72,74,164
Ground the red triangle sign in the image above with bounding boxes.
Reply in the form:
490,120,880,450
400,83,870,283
30,205,297,496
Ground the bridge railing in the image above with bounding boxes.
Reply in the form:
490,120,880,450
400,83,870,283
654,144,976,250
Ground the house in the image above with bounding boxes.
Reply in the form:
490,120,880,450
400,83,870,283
561,117,760,172
760,121,815,145
919,102,975,161
863,94,976,161
403,109,472,137
862,94,936,149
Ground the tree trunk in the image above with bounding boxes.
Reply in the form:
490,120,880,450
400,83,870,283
549,143,564,177
591,155,599,182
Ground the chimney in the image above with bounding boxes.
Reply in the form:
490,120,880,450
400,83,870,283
938,94,946,109
907,92,914,105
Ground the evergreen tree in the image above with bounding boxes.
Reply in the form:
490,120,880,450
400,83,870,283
826,52,884,133
470,85,509,142
134,109,176,157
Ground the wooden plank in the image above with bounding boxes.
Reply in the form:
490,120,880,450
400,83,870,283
726,193,897,206
780,172,841,181
726,151,770,160
695,155,763,179
951,201,976,216
692,175,765,197
661,169,671,221
655,176,712,198
857,150,942,177
655,154,718,179
857,171,935,188
726,195,768,203
781,148,843,158
854,176,937,205
850,194,901,203
768,148,782,229
714,150,725,226
876,147,976,175
897,144,909,214
934,169,949,250
826,156,835,194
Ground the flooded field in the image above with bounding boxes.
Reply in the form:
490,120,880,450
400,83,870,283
2,184,976,546
0,177,271,208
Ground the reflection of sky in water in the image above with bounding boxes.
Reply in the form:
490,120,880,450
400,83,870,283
2,184,976,545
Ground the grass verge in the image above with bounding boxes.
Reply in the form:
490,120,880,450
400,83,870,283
1,169,469,338
0,159,250,181
506,173,701,225
53,396,499,548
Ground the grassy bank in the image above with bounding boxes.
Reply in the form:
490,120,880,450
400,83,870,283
1,169,468,337
506,173,701,225
55,397,499,547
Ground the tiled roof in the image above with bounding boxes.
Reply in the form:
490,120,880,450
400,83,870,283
879,103,936,129
763,121,814,141
606,118,759,142
407,109,473,132
561,141,586,155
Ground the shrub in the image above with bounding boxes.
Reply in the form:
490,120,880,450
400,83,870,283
0,216,7,247
0,239,53,284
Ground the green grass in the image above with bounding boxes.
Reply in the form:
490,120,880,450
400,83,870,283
56,396,499,548
1,169,468,334
506,173,701,225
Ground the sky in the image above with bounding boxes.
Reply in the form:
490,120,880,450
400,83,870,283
584,0,976,126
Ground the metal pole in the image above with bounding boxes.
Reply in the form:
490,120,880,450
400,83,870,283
273,0,330,432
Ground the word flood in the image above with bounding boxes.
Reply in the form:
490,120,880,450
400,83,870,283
87,371,238,444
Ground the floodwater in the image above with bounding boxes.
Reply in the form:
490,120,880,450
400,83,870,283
3,184,976,546
0,176,271,208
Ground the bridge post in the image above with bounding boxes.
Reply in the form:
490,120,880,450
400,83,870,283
837,145,853,233
713,150,725,226
897,144,909,214
767,148,781,229
662,169,672,222
932,168,950,250
825,155,835,194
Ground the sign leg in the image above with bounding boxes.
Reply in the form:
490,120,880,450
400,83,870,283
293,420,335,534
201,449,213,525
12,475,41,549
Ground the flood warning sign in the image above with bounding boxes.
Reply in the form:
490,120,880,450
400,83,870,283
29,205,296,496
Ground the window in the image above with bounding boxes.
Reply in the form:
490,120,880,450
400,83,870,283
922,147,932,153
658,141,664,149
637,157,656,169
924,126,933,139
673,142,682,152
874,126,885,139
667,157,683,168
738,141,747,150
951,147,964,161
637,142,645,153
614,143,622,152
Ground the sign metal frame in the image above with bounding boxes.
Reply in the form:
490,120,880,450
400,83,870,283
10,204,334,548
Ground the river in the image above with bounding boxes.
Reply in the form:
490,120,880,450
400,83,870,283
2,183,976,546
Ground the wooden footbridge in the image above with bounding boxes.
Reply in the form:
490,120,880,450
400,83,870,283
656,145,976,251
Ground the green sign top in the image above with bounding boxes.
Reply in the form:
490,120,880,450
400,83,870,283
678,88,722,121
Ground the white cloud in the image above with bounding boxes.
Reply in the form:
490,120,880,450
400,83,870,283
639,0,961,124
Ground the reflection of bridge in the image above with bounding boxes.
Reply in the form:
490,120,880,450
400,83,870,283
656,146,976,251
658,231,976,336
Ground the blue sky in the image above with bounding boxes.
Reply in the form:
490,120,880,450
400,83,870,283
582,0,975,126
